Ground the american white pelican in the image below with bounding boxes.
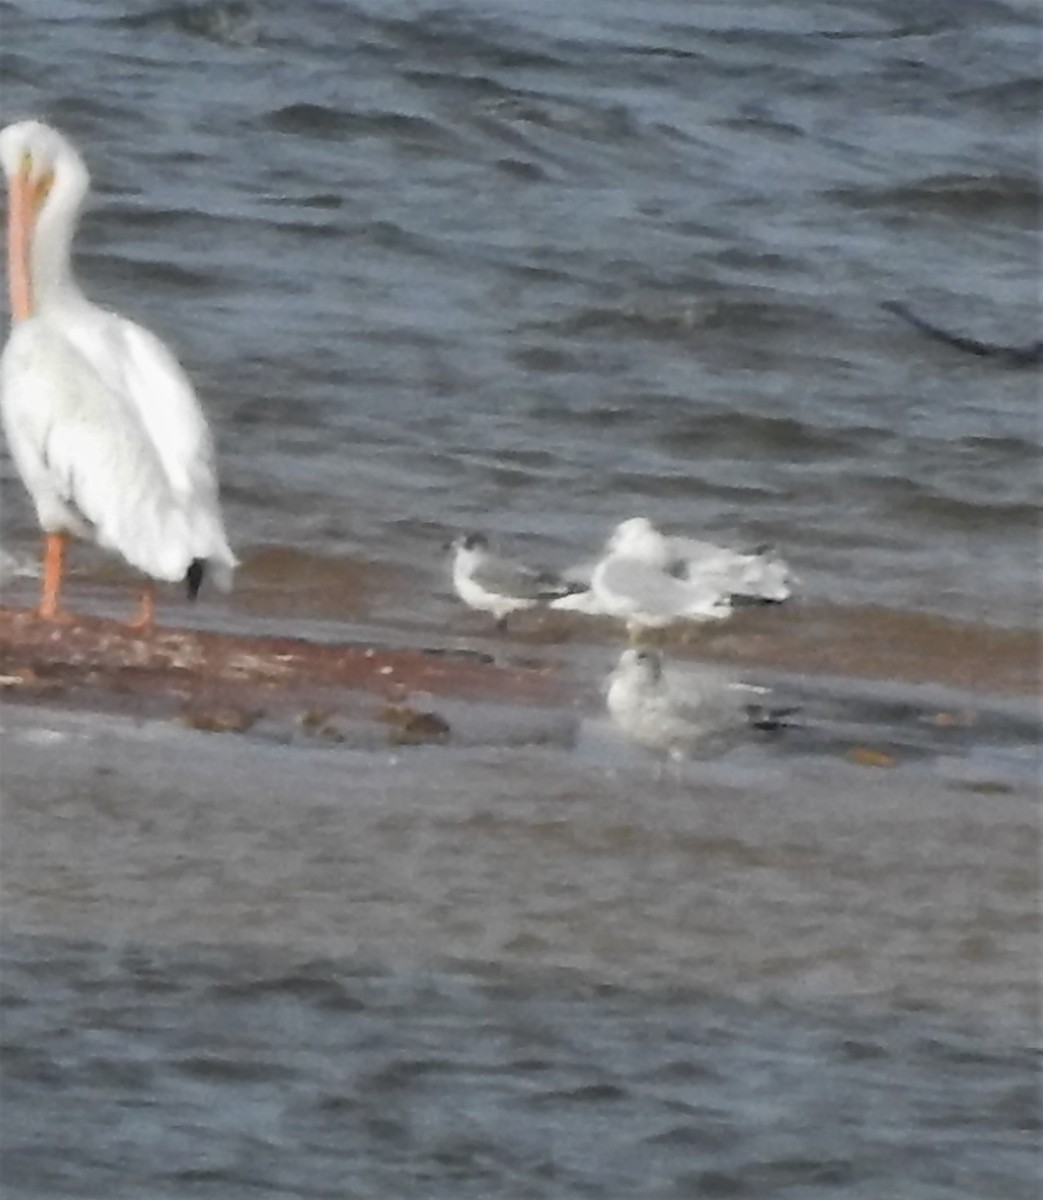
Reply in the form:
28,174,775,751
449,532,584,630
0,120,236,629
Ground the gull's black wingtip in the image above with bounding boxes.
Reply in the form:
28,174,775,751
186,558,206,600
535,573,588,601
746,704,800,732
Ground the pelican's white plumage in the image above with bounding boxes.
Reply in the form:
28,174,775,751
0,119,236,621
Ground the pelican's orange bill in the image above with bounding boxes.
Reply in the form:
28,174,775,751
7,163,34,321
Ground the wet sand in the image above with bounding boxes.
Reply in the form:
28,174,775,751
0,591,1037,729
0,604,564,716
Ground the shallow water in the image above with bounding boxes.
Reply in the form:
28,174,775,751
1,2,1040,1196
1,701,1040,1198
2,937,1038,1200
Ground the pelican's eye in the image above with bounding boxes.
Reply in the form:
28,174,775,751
32,169,54,210
17,152,54,210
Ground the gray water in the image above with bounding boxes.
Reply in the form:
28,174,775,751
1,700,1040,1199
1,1,1040,1196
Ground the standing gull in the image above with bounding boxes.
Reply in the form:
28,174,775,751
607,518,791,605
605,647,794,763
0,120,236,629
552,519,734,636
449,532,584,630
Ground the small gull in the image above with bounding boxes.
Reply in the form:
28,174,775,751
605,647,795,763
449,532,585,630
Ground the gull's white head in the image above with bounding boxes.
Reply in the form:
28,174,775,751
451,532,489,554
615,646,663,685
449,532,490,571
607,517,668,561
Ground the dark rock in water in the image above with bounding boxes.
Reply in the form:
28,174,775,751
380,704,452,746
180,704,261,735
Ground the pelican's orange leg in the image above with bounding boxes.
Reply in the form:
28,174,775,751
127,581,156,634
37,531,69,620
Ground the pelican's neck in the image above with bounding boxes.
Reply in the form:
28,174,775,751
30,154,89,311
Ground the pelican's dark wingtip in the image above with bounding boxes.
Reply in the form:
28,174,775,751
186,558,205,600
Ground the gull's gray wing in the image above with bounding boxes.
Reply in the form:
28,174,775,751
597,555,729,619
670,672,746,728
597,555,685,612
672,538,792,602
671,670,797,735
471,553,578,601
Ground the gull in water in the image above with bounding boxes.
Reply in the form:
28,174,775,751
449,532,585,630
605,647,795,764
551,519,734,636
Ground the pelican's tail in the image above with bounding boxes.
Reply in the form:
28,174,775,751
186,558,205,600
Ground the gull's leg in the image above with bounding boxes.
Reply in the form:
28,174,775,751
37,532,70,621
127,580,156,633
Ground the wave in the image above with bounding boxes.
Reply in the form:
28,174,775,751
828,173,1041,221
